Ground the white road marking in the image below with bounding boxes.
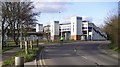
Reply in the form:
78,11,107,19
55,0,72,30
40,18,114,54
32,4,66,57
39,51,44,67
39,59,44,67
82,56,87,59
42,59,47,67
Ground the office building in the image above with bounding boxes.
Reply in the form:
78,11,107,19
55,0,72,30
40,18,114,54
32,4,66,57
51,16,107,40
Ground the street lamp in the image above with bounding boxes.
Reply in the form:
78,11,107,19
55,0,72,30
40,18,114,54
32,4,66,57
58,11,62,37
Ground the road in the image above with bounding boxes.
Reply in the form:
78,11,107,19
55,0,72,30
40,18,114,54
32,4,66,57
38,41,119,67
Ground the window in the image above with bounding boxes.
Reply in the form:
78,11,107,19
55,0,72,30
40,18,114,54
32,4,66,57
83,31,87,34
82,21,87,22
62,29,64,30
82,27,87,29
88,27,92,29
88,30,92,32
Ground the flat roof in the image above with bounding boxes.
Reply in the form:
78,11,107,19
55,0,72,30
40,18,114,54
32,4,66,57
60,23,71,25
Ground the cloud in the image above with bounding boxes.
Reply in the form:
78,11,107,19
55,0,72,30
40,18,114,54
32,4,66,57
1,0,119,2
32,2,71,13
31,0,119,2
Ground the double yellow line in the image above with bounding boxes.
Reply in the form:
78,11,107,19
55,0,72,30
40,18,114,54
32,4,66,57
39,49,47,67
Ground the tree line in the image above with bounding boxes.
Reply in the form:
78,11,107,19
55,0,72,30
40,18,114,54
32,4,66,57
0,2,40,47
102,12,119,49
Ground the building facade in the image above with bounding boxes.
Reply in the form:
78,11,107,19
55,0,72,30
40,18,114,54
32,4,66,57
50,21,59,40
52,16,107,41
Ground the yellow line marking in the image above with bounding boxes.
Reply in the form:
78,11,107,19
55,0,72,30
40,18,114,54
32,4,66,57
40,49,47,67
42,59,47,67
39,59,44,67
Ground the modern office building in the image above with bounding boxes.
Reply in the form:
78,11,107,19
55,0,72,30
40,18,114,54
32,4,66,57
51,16,107,41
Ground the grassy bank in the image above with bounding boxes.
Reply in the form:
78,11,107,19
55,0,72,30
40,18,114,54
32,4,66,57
2,41,18,52
108,43,120,52
2,46,43,67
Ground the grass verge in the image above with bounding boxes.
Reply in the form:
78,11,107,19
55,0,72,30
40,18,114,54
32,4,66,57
2,47,14,52
108,43,120,52
2,46,43,67
2,41,18,52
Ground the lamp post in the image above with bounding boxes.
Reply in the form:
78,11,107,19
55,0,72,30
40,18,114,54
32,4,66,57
58,11,62,37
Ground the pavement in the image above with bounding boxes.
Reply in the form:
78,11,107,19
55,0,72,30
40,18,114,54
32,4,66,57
38,41,119,67
24,60,37,67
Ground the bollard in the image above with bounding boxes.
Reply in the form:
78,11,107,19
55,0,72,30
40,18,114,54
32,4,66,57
15,57,24,67
30,40,33,49
25,41,28,54
20,41,23,49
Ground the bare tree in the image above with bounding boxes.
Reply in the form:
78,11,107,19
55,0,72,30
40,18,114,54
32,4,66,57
1,2,40,46
103,14,119,48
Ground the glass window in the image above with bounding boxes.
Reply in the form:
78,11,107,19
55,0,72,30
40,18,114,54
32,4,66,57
83,31,87,34
82,27,87,29
88,30,92,32
88,27,92,29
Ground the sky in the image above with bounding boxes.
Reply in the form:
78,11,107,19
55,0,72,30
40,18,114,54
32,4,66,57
31,0,118,26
